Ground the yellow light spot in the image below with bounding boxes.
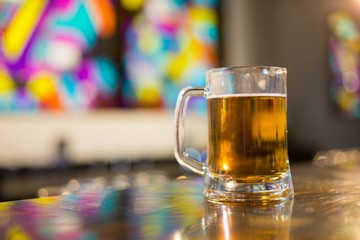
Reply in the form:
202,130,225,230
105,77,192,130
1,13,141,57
168,53,187,81
121,0,145,11
0,70,15,95
188,39,203,60
188,6,217,23
139,86,161,106
32,196,59,204
6,225,31,240
338,88,357,111
28,72,57,100
223,163,229,171
0,201,12,211
2,0,47,61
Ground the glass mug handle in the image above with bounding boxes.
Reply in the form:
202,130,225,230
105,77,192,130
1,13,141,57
174,86,206,176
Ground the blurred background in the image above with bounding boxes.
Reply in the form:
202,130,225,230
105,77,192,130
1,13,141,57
1,0,360,200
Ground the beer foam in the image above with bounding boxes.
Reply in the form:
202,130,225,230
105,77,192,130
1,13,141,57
206,93,286,99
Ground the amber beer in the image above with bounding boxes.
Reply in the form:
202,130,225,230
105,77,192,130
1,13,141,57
207,93,289,183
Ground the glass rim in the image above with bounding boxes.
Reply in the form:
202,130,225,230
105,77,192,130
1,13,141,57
207,66,287,75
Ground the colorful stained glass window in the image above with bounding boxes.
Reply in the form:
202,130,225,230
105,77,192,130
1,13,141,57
0,0,219,112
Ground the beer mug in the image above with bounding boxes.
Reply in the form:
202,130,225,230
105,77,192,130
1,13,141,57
174,66,294,202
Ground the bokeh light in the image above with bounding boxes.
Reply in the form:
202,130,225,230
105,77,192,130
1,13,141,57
328,11,360,117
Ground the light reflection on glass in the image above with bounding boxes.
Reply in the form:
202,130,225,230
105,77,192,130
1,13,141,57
180,200,294,240
221,205,230,240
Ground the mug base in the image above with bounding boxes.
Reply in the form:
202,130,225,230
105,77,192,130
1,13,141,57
204,171,294,203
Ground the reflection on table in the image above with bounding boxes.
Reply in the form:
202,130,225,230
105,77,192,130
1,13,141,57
182,200,293,240
2,163,360,239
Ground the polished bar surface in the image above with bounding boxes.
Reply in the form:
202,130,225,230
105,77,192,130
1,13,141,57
1,162,360,239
